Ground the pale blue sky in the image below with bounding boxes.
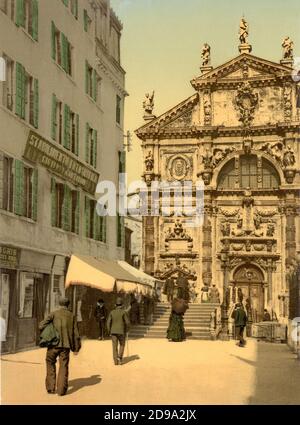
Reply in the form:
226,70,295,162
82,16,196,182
110,0,300,182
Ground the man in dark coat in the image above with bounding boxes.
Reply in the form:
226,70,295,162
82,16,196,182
165,277,175,302
94,298,107,340
39,296,81,396
231,303,247,347
106,297,130,365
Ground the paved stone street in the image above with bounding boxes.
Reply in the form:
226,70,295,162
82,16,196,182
1,338,300,405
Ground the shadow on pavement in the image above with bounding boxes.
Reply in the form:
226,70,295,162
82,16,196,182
247,341,300,405
122,355,140,365
67,374,102,395
1,358,42,365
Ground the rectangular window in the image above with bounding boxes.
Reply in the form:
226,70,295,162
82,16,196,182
110,25,120,63
23,165,33,218
15,0,38,41
116,95,121,124
84,197,105,241
54,182,64,228
1,155,14,212
19,273,34,318
51,22,72,76
85,61,93,97
2,54,14,111
15,62,38,127
85,123,97,167
13,159,37,219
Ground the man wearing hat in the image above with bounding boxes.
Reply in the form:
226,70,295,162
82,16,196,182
39,296,81,396
94,298,107,340
106,297,130,365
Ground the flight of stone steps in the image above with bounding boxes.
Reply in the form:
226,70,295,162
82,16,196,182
129,302,220,340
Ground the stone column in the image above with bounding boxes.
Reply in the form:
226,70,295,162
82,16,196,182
220,253,230,339
267,259,273,303
202,201,213,288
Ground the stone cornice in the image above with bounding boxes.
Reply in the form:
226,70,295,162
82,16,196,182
137,122,300,141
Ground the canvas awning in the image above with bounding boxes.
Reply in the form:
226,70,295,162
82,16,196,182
65,255,155,294
118,261,162,288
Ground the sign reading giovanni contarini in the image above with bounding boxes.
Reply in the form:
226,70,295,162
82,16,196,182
24,131,99,194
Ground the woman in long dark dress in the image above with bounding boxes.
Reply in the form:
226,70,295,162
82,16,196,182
167,310,186,342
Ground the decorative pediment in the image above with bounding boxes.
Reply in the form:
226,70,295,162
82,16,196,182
135,93,198,139
191,53,292,89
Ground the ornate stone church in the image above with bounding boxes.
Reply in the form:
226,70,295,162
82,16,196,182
136,21,300,333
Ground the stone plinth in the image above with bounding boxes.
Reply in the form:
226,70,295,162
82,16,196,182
239,43,252,54
200,65,213,75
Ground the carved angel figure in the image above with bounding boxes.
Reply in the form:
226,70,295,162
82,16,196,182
282,146,295,167
201,43,211,66
143,91,155,115
282,37,294,60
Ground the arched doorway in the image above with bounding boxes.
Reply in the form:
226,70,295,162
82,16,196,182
232,264,265,322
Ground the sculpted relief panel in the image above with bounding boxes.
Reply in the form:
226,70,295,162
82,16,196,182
211,86,286,127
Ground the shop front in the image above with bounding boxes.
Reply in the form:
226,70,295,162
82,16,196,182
0,244,66,353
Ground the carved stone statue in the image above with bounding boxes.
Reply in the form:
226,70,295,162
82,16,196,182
201,43,211,66
202,148,213,169
209,285,220,303
143,91,155,115
145,150,154,171
221,222,231,237
239,18,249,44
282,146,296,167
266,224,275,237
282,36,294,60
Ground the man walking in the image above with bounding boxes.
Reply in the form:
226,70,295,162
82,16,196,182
94,298,107,340
232,302,247,347
107,297,130,365
39,296,81,396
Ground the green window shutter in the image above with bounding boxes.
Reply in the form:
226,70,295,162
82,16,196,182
14,160,24,216
51,94,57,140
61,32,67,71
85,196,90,237
74,0,78,19
85,61,89,94
74,191,80,234
62,185,71,231
31,0,39,41
85,123,90,163
51,177,56,226
120,151,126,173
62,0,69,6
63,104,71,149
93,203,98,240
33,79,39,128
104,216,107,243
15,0,25,27
15,62,25,119
75,114,79,156
92,69,97,101
51,21,56,60
93,129,97,168
83,9,88,32
31,168,38,221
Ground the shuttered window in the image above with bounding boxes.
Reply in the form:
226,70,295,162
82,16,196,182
16,0,38,40
15,0,25,28
63,104,71,149
51,94,57,140
13,159,37,220
51,22,72,76
116,95,121,124
85,123,98,167
15,62,26,119
0,154,14,212
117,213,124,248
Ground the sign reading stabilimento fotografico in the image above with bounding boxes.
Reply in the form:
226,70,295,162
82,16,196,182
24,130,99,195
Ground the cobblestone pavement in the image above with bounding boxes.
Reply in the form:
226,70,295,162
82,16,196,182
1,338,300,405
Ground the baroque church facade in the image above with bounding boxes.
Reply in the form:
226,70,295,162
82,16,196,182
136,24,300,336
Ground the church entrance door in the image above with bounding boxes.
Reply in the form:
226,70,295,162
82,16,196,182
233,264,265,323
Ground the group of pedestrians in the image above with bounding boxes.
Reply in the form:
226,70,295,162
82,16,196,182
39,295,130,396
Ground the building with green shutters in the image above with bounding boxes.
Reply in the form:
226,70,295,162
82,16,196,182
0,0,127,353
